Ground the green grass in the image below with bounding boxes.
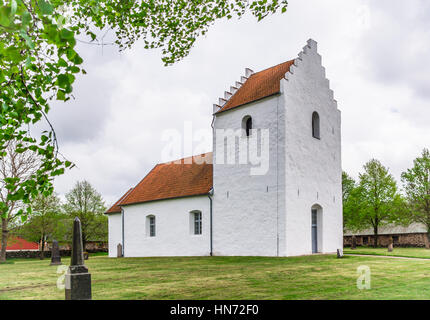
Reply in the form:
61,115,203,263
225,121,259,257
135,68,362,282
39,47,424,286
344,247,430,259
1,254,430,299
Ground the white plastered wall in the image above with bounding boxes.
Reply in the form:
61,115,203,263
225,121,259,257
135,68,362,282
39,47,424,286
212,95,287,256
122,195,211,257
282,39,343,256
108,213,122,258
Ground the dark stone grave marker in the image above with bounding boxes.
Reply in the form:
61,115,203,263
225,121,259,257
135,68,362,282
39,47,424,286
50,240,62,265
65,217,92,300
117,243,123,258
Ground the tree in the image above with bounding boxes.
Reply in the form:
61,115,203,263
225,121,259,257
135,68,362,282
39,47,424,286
401,148,430,248
342,171,356,231
16,193,64,259
0,140,40,262
346,159,404,247
342,171,356,204
64,180,106,250
0,1,289,220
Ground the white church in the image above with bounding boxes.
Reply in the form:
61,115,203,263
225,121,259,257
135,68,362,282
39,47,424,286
106,39,343,257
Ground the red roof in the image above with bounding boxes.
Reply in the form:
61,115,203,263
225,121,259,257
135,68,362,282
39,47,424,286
217,60,295,113
6,237,39,251
105,188,134,214
120,153,213,207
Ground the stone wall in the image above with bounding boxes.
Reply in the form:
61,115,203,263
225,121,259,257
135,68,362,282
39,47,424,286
6,250,71,259
54,241,108,251
344,233,428,248
6,247,107,259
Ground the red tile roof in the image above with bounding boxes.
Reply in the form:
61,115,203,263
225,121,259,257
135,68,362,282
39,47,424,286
217,60,295,113
105,188,134,214
6,237,39,251
119,153,213,207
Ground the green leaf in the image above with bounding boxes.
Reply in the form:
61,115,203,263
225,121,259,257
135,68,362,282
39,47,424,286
70,66,80,73
20,30,35,49
0,70,5,83
11,0,17,16
58,58,68,67
25,56,31,68
5,47,22,62
60,28,74,40
56,90,66,100
21,11,31,27
72,54,83,65
57,74,69,89
38,0,54,15
0,7,11,26
66,48,76,60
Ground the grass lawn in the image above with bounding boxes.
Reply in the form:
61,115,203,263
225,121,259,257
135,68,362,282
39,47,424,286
344,246,430,259
1,253,430,300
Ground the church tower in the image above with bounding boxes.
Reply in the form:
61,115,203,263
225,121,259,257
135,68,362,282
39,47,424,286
212,39,342,256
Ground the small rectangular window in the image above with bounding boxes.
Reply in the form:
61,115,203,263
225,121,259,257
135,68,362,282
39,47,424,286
149,216,156,237
311,209,317,226
194,212,202,235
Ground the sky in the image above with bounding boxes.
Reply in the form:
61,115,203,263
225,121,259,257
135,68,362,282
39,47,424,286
43,0,430,206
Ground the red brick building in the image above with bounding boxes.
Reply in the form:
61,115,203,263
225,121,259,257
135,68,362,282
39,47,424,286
344,223,429,247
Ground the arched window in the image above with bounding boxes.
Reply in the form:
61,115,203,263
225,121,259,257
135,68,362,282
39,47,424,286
312,112,320,139
190,210,202,235
242,115,252,137
146,215,156,237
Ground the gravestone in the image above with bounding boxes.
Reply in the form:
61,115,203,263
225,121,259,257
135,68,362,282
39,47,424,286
388,237,393,252
65,217,92,300
351,236,357,250
83,252,89,260
117,243,123,258
337,249,343,258
50,240,62,265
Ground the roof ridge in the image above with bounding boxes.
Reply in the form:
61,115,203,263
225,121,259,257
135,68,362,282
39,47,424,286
158,152,213,165
252,59,295,75
117,187,134,206
215,59,295,114
120,153,213,206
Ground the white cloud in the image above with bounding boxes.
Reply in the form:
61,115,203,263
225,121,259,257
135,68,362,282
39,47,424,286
48,0,430,204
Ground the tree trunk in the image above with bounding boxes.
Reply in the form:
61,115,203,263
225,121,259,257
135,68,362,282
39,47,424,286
82,233,87,252
1,218,8,263
426,231,430,249
373,225,378,248
39,235,45,260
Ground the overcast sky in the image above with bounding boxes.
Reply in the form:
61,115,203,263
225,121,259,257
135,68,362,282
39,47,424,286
44,0,430,206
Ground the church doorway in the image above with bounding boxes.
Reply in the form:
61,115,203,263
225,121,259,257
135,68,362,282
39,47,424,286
311,209,318,253
311,204,322,253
